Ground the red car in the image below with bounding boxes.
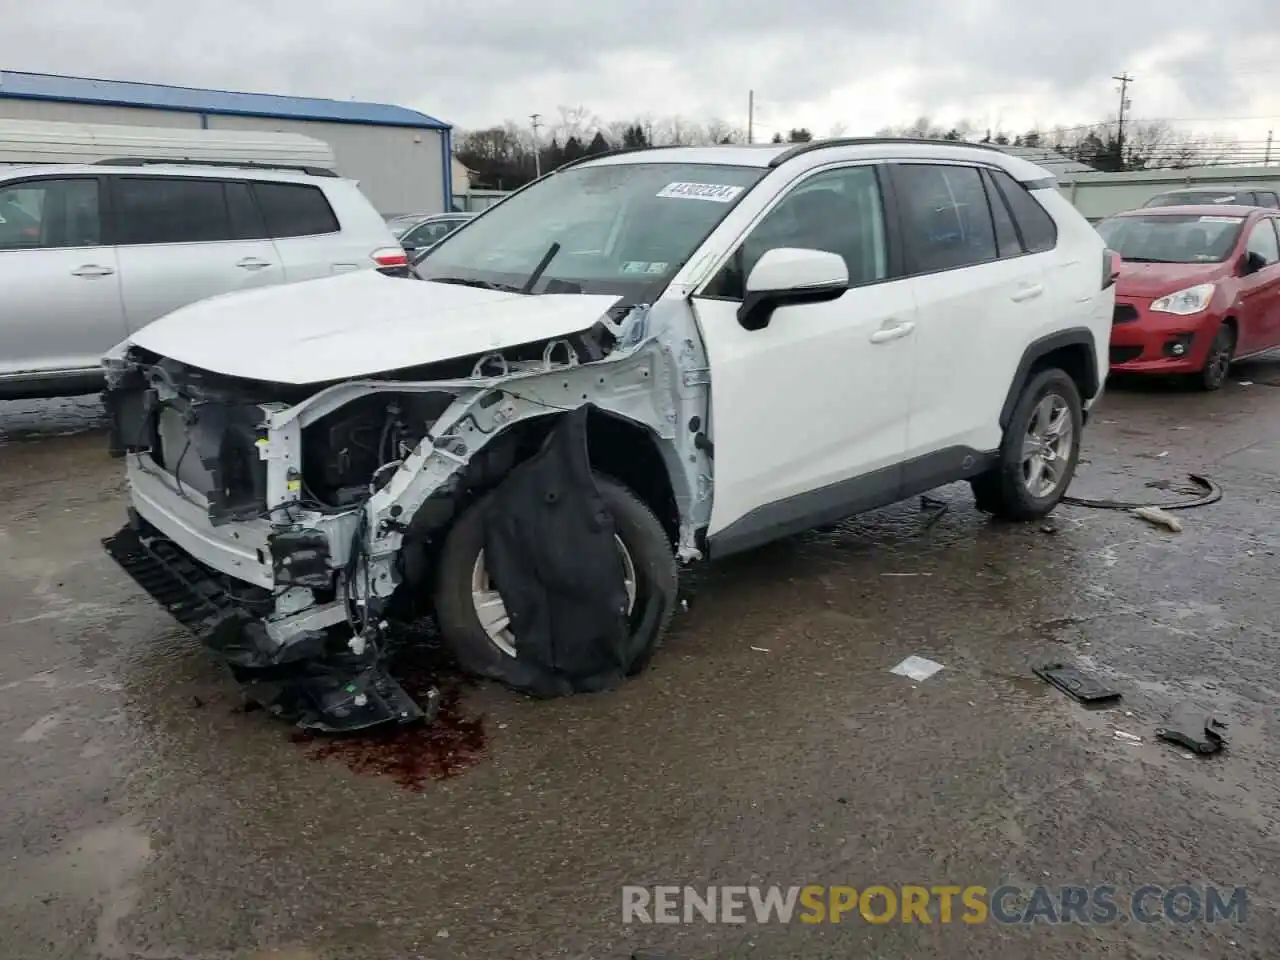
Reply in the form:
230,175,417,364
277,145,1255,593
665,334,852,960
1095,204,1280,389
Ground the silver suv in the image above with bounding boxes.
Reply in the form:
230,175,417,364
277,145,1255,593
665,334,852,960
0,160,404,400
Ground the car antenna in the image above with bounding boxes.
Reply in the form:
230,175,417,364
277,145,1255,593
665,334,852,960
520,242,561,295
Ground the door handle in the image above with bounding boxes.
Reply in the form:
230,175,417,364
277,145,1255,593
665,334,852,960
870,320,916,344
236,258,273,271
71,264,114,278
1011,283,1045,303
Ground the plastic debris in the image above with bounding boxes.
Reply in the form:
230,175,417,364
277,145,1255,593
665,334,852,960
1132,506,1182,533
1113,730,1143,743
890,655,944,682
750,646,770,653
1156,703,1228,755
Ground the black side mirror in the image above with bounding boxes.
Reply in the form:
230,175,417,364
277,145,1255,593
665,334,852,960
1242,251,1267,276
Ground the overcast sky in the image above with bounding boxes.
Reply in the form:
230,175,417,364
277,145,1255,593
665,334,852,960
4,0,1280,154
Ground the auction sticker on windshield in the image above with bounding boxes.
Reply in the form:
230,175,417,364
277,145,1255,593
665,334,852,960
1199,216,1244,223
656,182,744,202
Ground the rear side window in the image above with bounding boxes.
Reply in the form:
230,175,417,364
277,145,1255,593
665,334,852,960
981,169,1022,258
987,169,1058,253
1257,191,1280,209
115,177,230,245
253,182,340,237
893,164,997,274
0,178,101,250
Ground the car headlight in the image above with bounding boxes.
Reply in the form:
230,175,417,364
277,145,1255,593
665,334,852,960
1150,283,1215,315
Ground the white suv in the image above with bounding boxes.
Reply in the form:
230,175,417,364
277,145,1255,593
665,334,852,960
101,139,1113,730
0,161,405,400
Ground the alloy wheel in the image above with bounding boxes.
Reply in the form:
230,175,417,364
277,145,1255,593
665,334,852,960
1020,393,1074,498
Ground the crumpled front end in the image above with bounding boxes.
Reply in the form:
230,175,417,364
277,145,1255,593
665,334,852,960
100,298,713,732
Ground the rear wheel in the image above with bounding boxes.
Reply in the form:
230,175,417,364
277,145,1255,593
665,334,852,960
1194,322,1234,391
971,368,1083,520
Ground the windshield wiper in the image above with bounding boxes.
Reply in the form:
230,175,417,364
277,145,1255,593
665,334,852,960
520,242,562,295
427,276,524,293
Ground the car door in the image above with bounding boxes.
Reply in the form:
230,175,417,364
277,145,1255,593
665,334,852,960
252,180,359,280
0,175,126,384
110,176,283,332
1236,217,1280,353
890,162,1054,465
689,163,918,547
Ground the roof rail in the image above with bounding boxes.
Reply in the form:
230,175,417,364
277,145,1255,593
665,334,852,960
768,136,1007,167
552,144,676,174
92,157,339,177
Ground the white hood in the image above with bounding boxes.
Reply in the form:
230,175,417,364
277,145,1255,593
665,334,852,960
127,270,621,384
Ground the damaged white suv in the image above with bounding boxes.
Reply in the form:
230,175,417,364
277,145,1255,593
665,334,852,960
102,139,1114,730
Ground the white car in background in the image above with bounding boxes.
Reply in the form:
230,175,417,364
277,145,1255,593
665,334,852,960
101,138,1112,731
0,160,404,400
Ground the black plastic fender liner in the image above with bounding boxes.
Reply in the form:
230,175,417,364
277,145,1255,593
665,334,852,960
103,522,427,732
999,327,1100,430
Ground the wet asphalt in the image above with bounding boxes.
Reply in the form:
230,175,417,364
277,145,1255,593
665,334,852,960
3,369,1280,960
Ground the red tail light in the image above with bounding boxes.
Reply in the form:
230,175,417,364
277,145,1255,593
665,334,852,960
372,247,408,268
1103,249,1121,289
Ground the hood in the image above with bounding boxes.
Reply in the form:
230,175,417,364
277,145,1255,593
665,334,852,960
126,270,621,384
1116,260,1231,299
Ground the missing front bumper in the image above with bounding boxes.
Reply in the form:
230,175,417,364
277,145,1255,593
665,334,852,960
103,520,432,732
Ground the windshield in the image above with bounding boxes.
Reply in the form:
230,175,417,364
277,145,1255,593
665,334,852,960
1145,191,1243,207
387,216,424,238
1096,213,1244,263
412,162,767,296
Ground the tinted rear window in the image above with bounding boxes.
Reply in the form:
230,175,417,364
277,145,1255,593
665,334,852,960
987,169,1057,253
115,177,230,245
253,183,340,237
1145,191,1245,207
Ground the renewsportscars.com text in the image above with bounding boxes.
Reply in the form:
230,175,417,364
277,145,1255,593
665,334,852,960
621,884,1248,926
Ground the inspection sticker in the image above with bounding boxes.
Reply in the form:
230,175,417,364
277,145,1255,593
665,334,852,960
656,182,744,202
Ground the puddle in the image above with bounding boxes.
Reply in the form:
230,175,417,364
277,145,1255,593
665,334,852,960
289,648,487,790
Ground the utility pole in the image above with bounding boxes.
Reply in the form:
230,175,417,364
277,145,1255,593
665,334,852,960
1113,72,1133,169
748,90,755,145
1267,129,1274,166
530,113,544,177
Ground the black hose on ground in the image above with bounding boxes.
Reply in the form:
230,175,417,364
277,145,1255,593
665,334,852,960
1061,473,1222,511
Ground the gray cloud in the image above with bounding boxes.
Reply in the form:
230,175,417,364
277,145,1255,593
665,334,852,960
2,0,1277,135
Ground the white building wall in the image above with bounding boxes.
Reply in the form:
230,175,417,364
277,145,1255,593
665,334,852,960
0,99,202,127
204,114,447,216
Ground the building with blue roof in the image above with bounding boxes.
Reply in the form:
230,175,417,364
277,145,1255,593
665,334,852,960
0,70,454,215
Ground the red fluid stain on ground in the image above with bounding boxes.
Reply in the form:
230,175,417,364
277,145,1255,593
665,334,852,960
290,650,488,790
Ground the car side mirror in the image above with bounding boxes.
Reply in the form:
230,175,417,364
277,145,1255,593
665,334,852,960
737,247,849,331
1241,251,1267,276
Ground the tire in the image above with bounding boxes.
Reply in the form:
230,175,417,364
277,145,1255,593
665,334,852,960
433,473,678,689
1193,322,1234,391
971,368,1083,521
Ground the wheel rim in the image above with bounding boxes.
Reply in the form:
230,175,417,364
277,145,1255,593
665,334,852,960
470,536,638,659
1206,330,1233,386
1020,393,1074,499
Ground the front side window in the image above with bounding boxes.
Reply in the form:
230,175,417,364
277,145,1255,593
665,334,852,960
413,162,766,296
0,178,101,251
1095,214,1244,264
1245,219,1280,265
704,165,888,299
1258,192,1280,209
894,164,997,274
